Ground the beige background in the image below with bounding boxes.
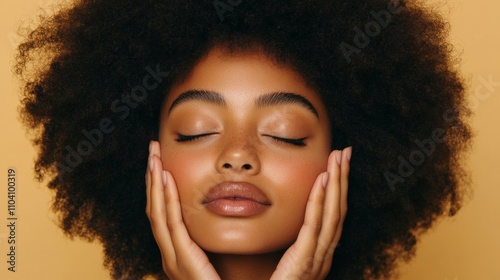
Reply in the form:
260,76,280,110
1,0,499,279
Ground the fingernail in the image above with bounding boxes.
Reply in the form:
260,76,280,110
149,156,154,172
162,170,168,186
345,146,352,161
336,150,342,165
149,141,153,153
322,172,329,188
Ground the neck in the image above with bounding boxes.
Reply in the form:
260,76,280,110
207,250,285,280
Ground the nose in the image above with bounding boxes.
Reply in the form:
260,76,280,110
215,136,261,175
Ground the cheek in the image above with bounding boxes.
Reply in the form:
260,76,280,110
266,152,327,190
160,149,212,206
264,154,328,215
258,156,327,245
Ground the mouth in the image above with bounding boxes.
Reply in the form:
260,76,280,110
202,181,271,217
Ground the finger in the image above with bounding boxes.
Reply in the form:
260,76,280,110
148,140,163,216
145,141,152,216
320,242,337,277
162,171,221,279
314,150,342,264
340,147,352,218
150,140,161,158
286,169,328,274
331,147,351,246
163,170,199,261
340,147,351,220
148,153,176,263
320,147,352,277
146,141,161,214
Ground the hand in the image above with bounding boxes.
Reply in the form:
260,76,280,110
270,147,351,280
145,140,351,280
145,140,221,280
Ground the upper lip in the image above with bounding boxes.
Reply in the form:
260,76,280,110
202,181,271,205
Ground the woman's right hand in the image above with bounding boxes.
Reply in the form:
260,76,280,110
145,140,221,280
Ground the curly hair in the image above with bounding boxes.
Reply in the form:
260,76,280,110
15,0,472,279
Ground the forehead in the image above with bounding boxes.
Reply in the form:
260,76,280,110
163,47,328,119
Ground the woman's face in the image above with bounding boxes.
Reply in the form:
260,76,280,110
159,47,331,254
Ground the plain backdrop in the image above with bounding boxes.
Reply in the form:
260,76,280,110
1,0,499,279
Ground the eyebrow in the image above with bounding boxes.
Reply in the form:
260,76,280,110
255,92,318,118
168,90,319,118
168,90,226,114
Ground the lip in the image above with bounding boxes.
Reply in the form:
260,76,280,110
202,181,271,217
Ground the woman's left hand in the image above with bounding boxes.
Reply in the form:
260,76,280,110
270,147,351,280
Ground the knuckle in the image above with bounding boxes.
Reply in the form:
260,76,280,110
305,219,323,234
166,218,183,231
320,263,332,279
317,239,330,252
296,259,314,278
148,212,163,224
162,262,173,276
331,212,341,225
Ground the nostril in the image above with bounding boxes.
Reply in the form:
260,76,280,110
222,163,253,170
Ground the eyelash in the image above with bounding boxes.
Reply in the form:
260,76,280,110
268,136,307,147
175,133,214,142
175,134,307,147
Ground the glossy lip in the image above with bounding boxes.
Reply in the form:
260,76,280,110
202,181,271,217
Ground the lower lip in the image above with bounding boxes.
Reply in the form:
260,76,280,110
204,199,270,217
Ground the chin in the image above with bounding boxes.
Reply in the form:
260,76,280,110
193,227,295,255
185,210,302,255
201,242,289,255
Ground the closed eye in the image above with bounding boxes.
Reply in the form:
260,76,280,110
176,133,306,146
267,135,307,147
175,133,216,142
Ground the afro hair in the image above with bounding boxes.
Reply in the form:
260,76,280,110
15,0,472,279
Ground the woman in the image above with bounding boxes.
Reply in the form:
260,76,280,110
15,0,472,279
145,45,351,279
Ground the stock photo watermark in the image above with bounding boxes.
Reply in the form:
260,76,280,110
384,74,500,190
5,169,18,272
213,0,243,22
340,0,403,63
55,64,169,178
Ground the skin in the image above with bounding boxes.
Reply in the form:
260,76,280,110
145,47,352,280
